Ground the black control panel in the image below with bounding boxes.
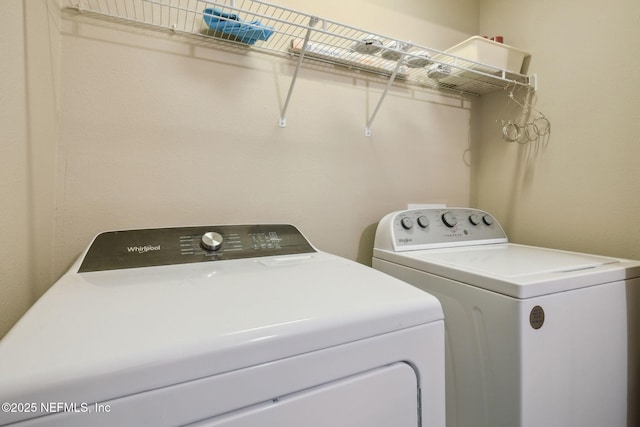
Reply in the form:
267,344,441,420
78,224,316,272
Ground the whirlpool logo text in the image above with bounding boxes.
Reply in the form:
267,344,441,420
127,245,161,254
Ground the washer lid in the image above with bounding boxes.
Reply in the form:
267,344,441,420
422,244,616,277
376,243,640,298
0,251,442,425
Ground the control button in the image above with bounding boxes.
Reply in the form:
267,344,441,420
469,214,481,225
441,211,458,228
483,215,495,226
417,215,430,228
400,217,414,230
201,231,224,251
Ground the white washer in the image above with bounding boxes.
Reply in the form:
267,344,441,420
373,208,640,427
0,224,445,427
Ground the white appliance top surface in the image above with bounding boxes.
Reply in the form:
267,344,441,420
0,251,442,416
373,208,640,299
375,243,640,299
416,243,617,277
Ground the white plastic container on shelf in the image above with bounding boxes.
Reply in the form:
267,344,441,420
446,36,531,74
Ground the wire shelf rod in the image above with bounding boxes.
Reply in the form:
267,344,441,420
65,0,534,134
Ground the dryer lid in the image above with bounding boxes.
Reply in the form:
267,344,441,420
0,250,442,424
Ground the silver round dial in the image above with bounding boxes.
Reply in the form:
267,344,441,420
417,215,430,228
400,217,414,230
201,231,224,251
441,211,458,228
483,215,495,226
469,214,481,225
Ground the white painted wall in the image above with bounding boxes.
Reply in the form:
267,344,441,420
1,0,477,337
0,1,32,341
0,1,58,338
3,0,639,349
474,0,640,259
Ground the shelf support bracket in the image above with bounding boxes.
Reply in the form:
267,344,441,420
279,16,320,128
364,53,406,136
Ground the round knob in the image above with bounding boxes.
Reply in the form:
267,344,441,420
483,215,495,226
441,211,458,228
400,217,414,230
417,215,430,228
201,231,224,251
469,214,481,225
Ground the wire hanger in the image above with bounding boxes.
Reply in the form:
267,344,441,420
498,85,550,144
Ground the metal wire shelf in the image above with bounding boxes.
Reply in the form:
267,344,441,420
63,0,535,135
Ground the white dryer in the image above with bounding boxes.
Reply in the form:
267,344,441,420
0,224,445,427
373,208,640,427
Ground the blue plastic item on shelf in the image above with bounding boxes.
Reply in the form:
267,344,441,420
203,8,274,45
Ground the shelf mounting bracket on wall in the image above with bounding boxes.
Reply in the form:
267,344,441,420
364,50,407,137
279,16,320,128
